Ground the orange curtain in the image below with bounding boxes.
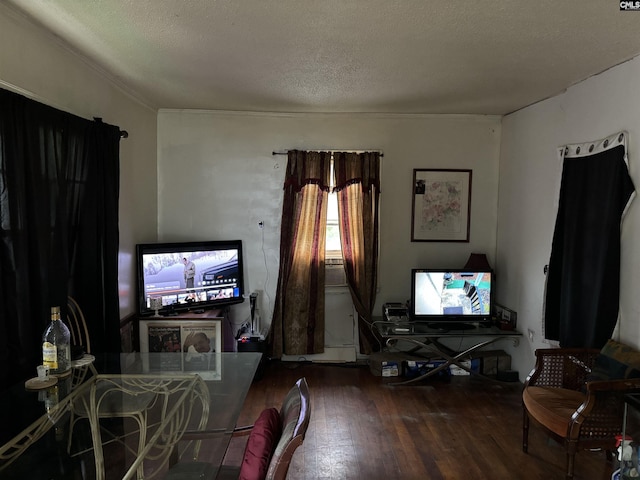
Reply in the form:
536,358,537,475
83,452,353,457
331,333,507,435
334,152,381,354
268,150,331,357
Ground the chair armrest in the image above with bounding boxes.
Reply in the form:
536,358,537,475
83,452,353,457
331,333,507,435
231,424,255,437
180,422,257,441
586,378,640,392
568,378,640,441
525,348,600,390
179,428,229,441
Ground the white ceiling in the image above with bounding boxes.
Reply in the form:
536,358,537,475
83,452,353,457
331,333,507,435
6,0,640,115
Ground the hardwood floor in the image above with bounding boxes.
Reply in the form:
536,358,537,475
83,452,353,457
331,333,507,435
228,359,615,480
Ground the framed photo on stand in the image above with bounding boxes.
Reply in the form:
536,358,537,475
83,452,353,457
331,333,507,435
411,169,472,242
139,319,223,380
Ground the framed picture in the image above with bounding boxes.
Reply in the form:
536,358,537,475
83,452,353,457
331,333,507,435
411,169,472,242
139,319,222,354
138,319,223,380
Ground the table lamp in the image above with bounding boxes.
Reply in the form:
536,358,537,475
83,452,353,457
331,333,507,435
463,253,491,270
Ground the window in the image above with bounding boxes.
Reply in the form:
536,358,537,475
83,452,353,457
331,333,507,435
326,193,341,259
325,158,341,259
325,158,347,286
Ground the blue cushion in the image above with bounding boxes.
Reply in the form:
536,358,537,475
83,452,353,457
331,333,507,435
590,339,640,381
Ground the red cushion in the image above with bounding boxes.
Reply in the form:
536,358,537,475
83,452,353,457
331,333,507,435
239,407,282,480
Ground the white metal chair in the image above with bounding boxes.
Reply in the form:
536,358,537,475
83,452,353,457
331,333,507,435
66,296,97,387
69,374,210,480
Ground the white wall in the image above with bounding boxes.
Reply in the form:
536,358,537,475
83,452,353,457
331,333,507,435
157,111,502,329
0,4,158,317
14,0,637,373
498,54,640,380
1,2,502,338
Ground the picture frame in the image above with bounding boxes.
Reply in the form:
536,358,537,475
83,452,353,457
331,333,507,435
138,319,223,380
139,319,222,354
411,169,472,242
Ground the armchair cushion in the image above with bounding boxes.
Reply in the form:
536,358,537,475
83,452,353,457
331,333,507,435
522,386,585,437
238,407,282,480
590,339,640,382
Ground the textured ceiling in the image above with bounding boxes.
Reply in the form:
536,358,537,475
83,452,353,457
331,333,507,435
5,0,640,115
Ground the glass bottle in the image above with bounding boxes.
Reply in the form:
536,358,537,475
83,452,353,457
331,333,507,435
42,306,71,375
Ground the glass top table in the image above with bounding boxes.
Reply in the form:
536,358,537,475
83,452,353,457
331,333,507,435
0,352,262,479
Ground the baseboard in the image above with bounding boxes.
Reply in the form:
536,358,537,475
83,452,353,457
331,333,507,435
281,346,357,363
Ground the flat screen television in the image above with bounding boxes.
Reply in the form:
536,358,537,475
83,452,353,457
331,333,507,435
410,268,494,329
136,240,245,316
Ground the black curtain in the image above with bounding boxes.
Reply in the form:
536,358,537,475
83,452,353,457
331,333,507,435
544,141,635,348
0,88,121,386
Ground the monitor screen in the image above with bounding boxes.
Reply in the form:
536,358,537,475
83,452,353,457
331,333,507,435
410,269,493,323
136,240,245,315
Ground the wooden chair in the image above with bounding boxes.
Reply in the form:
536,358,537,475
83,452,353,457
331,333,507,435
523,346,640,479
167,377,311,480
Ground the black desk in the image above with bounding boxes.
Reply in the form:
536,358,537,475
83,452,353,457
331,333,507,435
372,320,522,385
0,352,261,480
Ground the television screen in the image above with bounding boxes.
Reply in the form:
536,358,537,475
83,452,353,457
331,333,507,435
410,269,493,325
136,240,245,315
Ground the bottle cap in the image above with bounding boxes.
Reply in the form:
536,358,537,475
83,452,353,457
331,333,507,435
51,306,60,314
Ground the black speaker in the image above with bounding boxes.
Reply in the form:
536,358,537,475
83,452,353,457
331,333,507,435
237,339,266,381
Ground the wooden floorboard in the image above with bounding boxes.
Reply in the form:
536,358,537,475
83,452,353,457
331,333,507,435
226,360,616,480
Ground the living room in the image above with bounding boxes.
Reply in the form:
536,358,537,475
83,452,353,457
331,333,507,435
3,0,640,409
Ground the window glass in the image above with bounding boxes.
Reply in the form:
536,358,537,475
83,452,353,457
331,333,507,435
326,158,342,258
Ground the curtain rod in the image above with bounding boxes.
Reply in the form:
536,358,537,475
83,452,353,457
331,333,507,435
272,149,383,157
93,117,128,139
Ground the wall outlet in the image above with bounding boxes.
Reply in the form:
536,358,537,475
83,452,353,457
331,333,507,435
527,329,535,342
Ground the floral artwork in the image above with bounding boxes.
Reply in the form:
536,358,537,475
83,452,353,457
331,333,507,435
412,169,471,242
420,180,463,233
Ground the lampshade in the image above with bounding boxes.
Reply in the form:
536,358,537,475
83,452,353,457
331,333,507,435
464,253,491,270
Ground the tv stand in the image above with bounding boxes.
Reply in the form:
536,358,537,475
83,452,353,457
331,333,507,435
426,322,475,332
137,307,236,352
372,319,521,385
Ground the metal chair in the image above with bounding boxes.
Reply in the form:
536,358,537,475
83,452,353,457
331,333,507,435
66,296,91,354
70,374,209,480
64,297,158,477
66,296,97,387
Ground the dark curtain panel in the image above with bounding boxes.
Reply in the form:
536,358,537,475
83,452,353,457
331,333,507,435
334,152,381,354
0,88,121,386
544,141,635,348
268,150,331,357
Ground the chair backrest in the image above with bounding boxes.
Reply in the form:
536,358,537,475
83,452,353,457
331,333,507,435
266,377,311,480
67,296,91,353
